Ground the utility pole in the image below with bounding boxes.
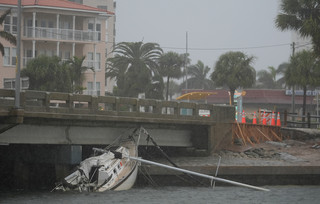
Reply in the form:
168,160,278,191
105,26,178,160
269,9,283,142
185,31,188,90
15,0,22,108
291,42,295,116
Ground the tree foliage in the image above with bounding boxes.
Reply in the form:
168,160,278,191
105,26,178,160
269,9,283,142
21,56,72,92
66,56,90,94
106,41,163,98
0,9,16,56
275,0,320,54
185,60,214,90
285,50,320,116
211,51,256,105
158,51,184,100
256,65,289,89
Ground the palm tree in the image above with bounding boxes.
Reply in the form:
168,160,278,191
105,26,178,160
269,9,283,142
211,51,256,105
158,51,184,100
66,56,89,93
276,62,289,88
167,80,181,100
145,74,164,100
256,66,277,89
66,56,90,94
106,42,163,97
105,56,127,95
275,0,320,55
0,9,16,56
185,60,214,90
285,50,320,120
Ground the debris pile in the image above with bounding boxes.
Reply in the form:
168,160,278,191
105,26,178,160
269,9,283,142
232,123,282,146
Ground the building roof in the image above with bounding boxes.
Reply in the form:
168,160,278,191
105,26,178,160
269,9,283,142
0,0,114,15
180,89,316,105
176,91,217,100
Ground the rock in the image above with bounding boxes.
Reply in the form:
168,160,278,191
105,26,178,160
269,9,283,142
244,151,259,158
279,152,304,162
252,148,265,157
266,141,288,147
311,144,320,149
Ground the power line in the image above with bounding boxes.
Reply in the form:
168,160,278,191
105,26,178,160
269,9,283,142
162,43,292,51
24,27,313,53
26,28,293,50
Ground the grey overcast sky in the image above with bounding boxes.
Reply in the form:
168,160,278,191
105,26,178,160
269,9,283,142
115,0,292,72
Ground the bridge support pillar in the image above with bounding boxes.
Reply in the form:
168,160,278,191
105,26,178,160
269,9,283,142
208,123,232,153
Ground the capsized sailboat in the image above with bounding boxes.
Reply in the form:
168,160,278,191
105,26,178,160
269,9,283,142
53,128,141,192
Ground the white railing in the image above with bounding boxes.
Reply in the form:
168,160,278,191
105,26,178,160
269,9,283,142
23,27,100,42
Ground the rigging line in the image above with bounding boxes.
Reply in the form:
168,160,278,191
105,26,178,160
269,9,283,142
162,43,291,51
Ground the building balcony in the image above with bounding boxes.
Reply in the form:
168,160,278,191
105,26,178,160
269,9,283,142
23,26,100,42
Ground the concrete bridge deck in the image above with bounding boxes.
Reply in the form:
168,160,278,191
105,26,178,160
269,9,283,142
0,89,235,153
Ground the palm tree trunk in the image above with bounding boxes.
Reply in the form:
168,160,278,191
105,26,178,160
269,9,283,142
166,76,170,101
302,86,307,124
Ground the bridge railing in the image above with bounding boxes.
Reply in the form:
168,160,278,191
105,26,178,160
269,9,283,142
284,110,320,128
0,89,235,122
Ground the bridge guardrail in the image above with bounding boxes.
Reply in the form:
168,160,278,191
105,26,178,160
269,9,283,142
0,89,235,123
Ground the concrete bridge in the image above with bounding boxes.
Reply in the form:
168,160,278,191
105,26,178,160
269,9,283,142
0,89,235,154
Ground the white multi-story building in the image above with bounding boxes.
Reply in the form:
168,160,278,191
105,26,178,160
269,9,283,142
0,0,115,96
69,0,116,95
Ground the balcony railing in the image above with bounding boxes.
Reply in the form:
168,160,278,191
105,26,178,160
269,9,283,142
23,26,100,42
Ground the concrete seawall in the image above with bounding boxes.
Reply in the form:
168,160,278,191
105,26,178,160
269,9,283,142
138,128,320,186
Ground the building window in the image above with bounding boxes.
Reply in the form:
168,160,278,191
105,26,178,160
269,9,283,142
3,78,14,89
87,82,93,95
3,47,10,66
12,16,17,33
4,15,10,32
86,82,100,96
88,23,94,31
97,5,108,10
68,0,83,4
87,52,94,68
96,23,101,41
96,82,101,96
3,47,17,66
4,15,17,34
3,77,29,89
96,53,101,70
12,48,17,66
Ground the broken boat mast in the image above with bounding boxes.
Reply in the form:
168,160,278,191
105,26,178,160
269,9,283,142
125,155,270,192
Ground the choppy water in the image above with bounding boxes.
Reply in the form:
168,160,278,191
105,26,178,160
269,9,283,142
1,186,320,204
